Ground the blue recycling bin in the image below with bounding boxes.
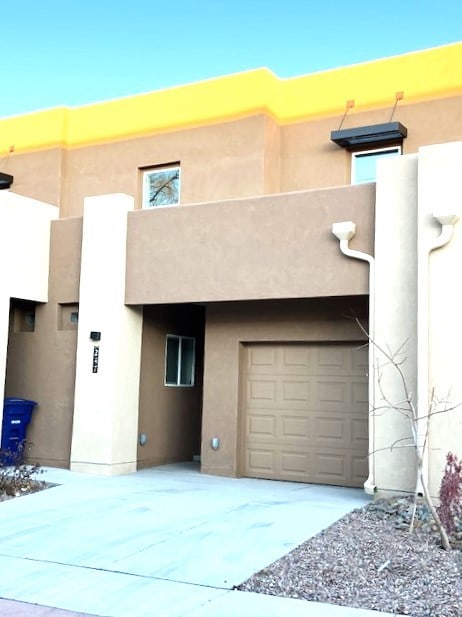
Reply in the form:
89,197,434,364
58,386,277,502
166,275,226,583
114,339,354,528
1,398,37,464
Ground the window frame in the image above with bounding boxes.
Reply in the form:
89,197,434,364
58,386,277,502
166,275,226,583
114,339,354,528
142,164,181,209
164,334,196,387
351,145,401,185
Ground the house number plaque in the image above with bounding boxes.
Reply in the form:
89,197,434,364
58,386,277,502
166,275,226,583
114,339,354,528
92,346,100,373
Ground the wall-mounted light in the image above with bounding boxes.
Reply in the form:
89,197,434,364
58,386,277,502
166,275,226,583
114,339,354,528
211,437,220,450
139,433,147,446
0,172,13,190
90,331,101,341
331,122,407,149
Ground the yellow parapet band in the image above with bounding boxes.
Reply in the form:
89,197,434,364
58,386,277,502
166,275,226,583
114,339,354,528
1,42,461,154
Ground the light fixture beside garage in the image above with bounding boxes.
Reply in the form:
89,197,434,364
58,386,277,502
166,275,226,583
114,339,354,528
139,433,147,446
211,437,220,450
0,172,13,190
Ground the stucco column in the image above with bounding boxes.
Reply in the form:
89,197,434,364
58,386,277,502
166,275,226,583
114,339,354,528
418,142,462,496
70,194,143,475
373,154,419,495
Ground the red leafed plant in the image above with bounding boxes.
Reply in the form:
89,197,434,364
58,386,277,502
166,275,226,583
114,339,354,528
437,452,462,535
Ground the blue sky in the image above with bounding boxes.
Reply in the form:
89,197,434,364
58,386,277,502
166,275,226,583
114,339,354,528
2,0,461,117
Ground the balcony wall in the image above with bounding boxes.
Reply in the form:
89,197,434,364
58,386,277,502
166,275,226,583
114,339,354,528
125,183,375,305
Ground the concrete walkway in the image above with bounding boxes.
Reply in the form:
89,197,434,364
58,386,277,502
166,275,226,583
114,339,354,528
0,463,395,616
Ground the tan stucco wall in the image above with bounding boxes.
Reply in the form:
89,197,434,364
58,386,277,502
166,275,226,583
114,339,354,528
59,116,276,218
1,148,64,209
3,212,79,467
201,297,368,477
137,304,204,469
281,94,462,192
4,94,462,218
126,184,375,305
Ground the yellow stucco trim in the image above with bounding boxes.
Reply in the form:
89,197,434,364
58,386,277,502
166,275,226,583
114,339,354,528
2,42,461,154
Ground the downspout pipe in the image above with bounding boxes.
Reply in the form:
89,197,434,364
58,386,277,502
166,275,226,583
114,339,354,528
332,221,376,494
417,212,458,493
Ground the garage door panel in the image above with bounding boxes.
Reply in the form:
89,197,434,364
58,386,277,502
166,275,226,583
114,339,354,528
317,380,347,404
247,379,312,410
247,412,311,443
352,381,369,406
247,448,274,473
281,380,310,402
281,451,310,475
243,342,369,488
248,347,277,368
282,347,312,368
281,415,310,439
351,417,368,447
318,347,347,369
247,378,277,403
313,452,345,482
248,414,275,438
352,346,369,371
313,415,347,445
352,454,369,483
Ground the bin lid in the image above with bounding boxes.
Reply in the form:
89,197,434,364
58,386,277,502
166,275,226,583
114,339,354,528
4,397,37,406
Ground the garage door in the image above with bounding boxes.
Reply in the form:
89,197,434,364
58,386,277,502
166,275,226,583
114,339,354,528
242,343,368,487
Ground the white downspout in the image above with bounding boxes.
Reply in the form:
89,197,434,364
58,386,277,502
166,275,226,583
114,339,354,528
417,212,458,493
332,221,376,494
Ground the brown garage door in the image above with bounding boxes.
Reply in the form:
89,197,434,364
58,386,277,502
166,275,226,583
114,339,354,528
242,343,368,487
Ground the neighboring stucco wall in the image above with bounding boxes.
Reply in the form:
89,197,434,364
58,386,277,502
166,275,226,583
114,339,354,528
137,304,204,469
0,191,58,436
126,184,374,305
71,194,142,475
201,297,368,478
4,217,82,467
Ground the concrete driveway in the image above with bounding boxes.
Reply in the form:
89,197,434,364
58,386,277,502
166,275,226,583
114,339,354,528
0,463,392,617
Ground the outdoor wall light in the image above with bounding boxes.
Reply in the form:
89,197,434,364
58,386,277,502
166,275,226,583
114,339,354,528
0,172,13,190
211,437,220,450
330,122,407,149
139,433,147,446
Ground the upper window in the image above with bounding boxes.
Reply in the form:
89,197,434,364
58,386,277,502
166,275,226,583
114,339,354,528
352,147,401,184
165,334,195,387
142,165,180,208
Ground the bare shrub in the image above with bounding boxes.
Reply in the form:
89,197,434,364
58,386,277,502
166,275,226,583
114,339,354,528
0,441,44,497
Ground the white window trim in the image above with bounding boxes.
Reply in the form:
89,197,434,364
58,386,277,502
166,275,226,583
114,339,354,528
142,165,181,209
351,145,401,185
164,334,196,387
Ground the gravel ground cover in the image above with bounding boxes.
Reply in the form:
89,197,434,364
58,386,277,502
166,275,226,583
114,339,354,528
238,497,462,616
